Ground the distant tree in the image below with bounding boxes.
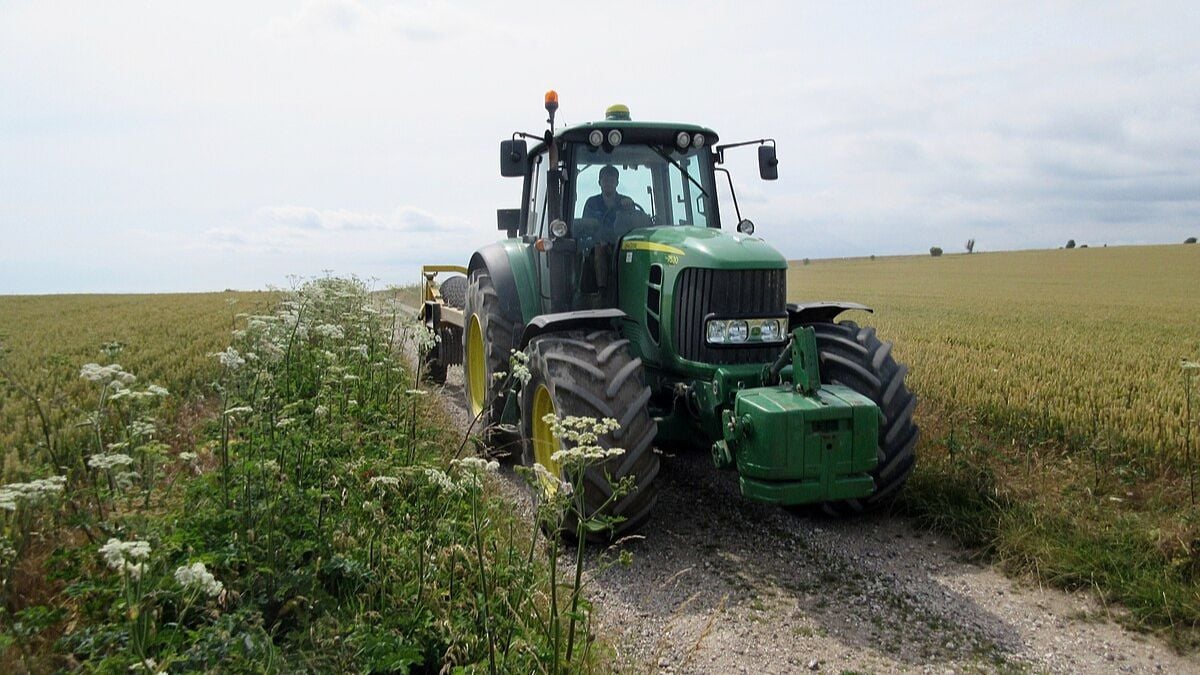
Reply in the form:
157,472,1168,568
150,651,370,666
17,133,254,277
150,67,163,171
1066,239,1076,249
929,246,943,257
803,257,811,265
1080,244,1088,248
965,238,975,254
1186,237,1198,244
870,254,876,261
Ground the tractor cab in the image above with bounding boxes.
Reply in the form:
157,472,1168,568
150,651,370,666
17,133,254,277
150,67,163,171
499,96,777,314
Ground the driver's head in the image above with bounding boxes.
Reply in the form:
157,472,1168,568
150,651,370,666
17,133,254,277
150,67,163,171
598,165,619,196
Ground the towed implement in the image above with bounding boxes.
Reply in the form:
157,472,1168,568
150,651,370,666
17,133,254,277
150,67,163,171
421,92,917,537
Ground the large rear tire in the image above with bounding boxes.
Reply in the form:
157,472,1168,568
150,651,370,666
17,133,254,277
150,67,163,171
810,320,918,515
463,270,517,441
439,275,467,310
520,330,660,539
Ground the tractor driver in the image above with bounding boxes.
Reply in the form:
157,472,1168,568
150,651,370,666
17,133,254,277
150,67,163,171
582,165,636,227
579,164,639,293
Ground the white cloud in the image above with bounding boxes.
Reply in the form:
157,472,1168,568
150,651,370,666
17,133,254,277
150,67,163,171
262,0,471,42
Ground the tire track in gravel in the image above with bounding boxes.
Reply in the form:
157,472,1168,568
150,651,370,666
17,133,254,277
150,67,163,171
401,328,1197,674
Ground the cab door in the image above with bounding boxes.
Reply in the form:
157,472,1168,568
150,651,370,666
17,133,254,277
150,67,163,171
523,151,552,314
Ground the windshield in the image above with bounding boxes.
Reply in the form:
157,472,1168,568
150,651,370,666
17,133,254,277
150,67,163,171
571,144,716,228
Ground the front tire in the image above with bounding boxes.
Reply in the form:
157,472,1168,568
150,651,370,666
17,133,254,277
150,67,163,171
810,320,918,515
520,330,660,539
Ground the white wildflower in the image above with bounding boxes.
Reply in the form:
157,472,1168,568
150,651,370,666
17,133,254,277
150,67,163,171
508,350,531,385
452,457,500,487
99,538,152,573
174,561,224,597
130,419,157,439
412,324,441,353
0,475,67,510
179,451,198,463
351,344,369,358
128,657,160,673
314,323,345,340
124,562,145,580
114,470,139,491
423,468,460,493
147,384,170,397
405,389,427,396
214,347,245,371
223,405,253,417
80,363,135,385
314,405,329,417
88,453,135,471
368,475,400,489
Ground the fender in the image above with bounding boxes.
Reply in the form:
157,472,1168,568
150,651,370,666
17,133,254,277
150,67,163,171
787,301,873,329
518,309,627,350
468,241,539,327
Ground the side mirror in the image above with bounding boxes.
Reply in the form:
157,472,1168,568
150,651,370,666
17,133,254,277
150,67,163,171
500,140,528,177
758,145,778,180
497,208,521,237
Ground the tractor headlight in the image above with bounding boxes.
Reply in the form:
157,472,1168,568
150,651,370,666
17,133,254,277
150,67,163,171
705,317,786,345
588,129,604,147
707,320,726,343
550,219,568,238
676,131,691,149
728,320,749,343
760,319,781,342
607,129,623,146
692,133,705,149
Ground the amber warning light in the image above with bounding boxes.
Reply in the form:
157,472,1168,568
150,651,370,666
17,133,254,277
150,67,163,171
544,89,558,113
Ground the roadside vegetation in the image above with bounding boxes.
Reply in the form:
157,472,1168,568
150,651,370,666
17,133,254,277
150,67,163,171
791,244,1200,647
1,279,614,672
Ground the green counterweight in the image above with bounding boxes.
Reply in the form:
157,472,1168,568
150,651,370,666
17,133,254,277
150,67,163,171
713,328,880,505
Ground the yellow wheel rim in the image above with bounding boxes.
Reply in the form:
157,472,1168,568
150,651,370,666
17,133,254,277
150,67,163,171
531,384,563,491
466,315,486,416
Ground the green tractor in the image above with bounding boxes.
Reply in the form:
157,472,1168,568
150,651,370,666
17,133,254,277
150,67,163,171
421,92,917,537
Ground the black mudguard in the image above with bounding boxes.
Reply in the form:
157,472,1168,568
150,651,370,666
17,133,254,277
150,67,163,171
787,301,872,330
518,309,627,349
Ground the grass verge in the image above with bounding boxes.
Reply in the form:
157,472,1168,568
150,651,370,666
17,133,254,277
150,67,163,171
1,278,607,672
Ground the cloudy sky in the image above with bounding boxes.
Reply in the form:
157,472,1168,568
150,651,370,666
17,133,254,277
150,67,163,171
2,1,1197,293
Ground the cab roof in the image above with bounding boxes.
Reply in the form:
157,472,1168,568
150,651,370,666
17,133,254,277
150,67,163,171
554,119,719,146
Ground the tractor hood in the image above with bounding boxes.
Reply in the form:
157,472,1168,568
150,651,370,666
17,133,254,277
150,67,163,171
620,226,787,270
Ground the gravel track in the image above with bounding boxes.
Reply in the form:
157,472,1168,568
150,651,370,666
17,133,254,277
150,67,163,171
407,338,1197,674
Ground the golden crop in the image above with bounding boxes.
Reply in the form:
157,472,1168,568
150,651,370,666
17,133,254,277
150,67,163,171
789,244,1200,474
0,292,271,477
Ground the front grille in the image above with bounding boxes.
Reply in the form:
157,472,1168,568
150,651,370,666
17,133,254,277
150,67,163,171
673,268,786,364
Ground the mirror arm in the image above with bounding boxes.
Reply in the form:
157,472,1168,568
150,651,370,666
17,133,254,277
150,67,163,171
715,138,775,163
715,167,742,224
